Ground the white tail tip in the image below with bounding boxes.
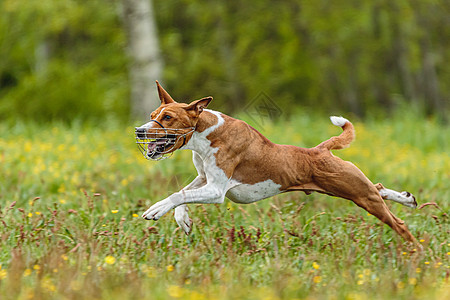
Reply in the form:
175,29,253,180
330,116,349,127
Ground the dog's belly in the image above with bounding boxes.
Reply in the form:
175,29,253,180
226,179,282,204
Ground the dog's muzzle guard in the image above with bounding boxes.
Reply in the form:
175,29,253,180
135,120,195,161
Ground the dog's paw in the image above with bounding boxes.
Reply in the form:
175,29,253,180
142,199,174,220
174,205,193,235
401,191,418,209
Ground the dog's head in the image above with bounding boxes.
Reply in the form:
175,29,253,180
135,81,212,160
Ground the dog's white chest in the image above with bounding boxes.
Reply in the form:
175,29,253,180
226,179,282,204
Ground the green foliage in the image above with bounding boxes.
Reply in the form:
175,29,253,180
0,0,128,123
0,0,449,120
0,113,448,299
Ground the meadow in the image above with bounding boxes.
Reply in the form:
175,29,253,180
0,111,448,300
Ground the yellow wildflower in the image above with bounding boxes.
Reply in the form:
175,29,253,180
111,210,119,214
104,256,116,265
166,264,174,272
0,269,7,280
313,275,322,283
312,262,320,270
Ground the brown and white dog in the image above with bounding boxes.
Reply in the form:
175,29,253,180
136,81,418,243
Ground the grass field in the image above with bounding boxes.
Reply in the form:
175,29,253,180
0,111,448,299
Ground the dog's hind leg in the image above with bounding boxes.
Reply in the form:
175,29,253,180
314,160,417,243
350,192,417,243
374,183,417,208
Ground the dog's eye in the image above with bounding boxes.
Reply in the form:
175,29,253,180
163,115,172,120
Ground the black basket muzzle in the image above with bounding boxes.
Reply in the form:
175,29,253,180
135,120,195,161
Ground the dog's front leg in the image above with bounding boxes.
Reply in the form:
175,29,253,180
174,175,207,234
142,183,225,221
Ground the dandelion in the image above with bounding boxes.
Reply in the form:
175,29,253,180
23,269,32,277
111,210,119,214
402,252,407,255
61,254,68,261
313,275,322,283
33,265,40,270
132,214,139,218
166,264,174,272
27,213,33,217
0,269,7,280
167,285,183,298
419,239,425,243
409,278,417,285
35,211,41,215
424,261,430,265
104,256,116,265
312,262,320,270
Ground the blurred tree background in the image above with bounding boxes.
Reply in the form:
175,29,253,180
0,0,448,123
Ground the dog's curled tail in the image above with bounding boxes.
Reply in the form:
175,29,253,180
317,116,355,150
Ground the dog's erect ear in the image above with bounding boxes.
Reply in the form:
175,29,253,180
156,80,176,104
186,97,213,114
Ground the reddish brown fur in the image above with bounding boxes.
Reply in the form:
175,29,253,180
147,82,417,244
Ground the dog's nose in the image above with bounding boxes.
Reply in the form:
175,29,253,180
135,127,147,138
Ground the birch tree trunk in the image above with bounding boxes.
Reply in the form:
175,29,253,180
121,0,163,120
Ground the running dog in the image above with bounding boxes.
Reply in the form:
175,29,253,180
135,81,418,243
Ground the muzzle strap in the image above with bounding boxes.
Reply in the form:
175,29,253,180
149,119,165,129
135,120,195,160
149,118,192,148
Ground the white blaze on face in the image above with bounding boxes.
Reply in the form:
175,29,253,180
140,108,166,129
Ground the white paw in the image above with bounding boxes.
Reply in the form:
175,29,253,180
142,199,175,220
401,191,418,208
174,205,193,235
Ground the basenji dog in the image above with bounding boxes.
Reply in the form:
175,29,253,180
135,81,418,243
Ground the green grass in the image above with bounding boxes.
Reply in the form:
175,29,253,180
0,113,448,300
